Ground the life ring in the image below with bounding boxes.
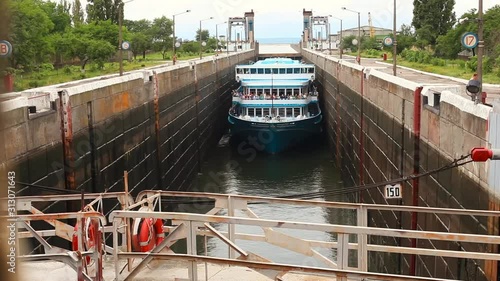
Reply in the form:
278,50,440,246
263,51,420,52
131,206,165,252
72,218,96,264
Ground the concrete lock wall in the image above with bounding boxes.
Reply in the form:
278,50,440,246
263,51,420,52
0,51,255,207
302,49,497,280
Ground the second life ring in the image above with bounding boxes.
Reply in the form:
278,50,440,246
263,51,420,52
131,206,165,252
72,218,96,265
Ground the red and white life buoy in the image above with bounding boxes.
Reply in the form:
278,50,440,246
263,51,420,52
131,206,165,252
72,218,96,264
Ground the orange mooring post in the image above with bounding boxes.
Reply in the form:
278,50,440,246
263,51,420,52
409,86,423,276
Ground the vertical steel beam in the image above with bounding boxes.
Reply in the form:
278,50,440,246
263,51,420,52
409,86,423,275
153,71,163,189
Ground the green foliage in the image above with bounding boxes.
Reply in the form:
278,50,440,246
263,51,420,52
72,0,84,26
9,0,55,69
195,29,210,42
483,57,494,74
412,0,456,46
400,49,434,64
86,0,122,24
180,41,200,53
465,56,477,71
150,16,173,59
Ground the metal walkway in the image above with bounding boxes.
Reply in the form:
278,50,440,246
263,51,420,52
4,190,500,281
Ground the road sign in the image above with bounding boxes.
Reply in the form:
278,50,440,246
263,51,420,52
175,42,181,48
121,41,130,50
352,39,358,46
461,32,478,49
201,41,207,47
0,40,13,58
384,184,402,199
383,36,393,47
335,40,341,44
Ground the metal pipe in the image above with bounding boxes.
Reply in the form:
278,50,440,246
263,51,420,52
409,86,423,275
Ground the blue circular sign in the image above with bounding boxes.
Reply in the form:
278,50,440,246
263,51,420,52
461,32,478,49
383,36,393,47
0,40,13,57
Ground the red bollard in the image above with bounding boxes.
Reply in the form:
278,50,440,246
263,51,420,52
383,53,387,61
3,74,14,92
481,92,487,104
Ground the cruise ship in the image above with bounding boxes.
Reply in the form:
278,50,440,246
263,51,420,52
228,57,322,154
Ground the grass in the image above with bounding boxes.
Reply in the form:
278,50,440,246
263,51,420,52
12,51,216,91
346,48,500,84
387,59,500,84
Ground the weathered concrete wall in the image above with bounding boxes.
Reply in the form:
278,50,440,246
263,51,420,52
0,51,255,206
303,49,497,280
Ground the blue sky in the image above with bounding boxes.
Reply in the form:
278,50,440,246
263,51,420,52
81,0,498,40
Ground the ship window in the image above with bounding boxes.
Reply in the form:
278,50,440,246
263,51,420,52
272,68,279,74
278,108,285,117
258,68,264,74
250,68,257,74
279,68,285,74
265,68,271,74
287,68,293,74
256,108,262,117
237,68,243,74
293,108,301,117
308,67,314,73
294,68,300,74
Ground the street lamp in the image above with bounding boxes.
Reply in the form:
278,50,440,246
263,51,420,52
341,7,361,65
477,0,484,104
172,10,191,65
216,21,227,54
199,17,213,60
329,15,343,59
392,0,397,76
118,0,135,76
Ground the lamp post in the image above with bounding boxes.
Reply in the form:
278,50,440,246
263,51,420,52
477,0,484,104
393,0,397,76
216,21,227,54
172,9,191,65
199,17,213,60
118,0,134,76
341,7,361,65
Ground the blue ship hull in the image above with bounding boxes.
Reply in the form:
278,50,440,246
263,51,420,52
228,114,323,154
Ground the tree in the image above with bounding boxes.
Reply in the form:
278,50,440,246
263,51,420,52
9,0,55,69
130,32,150,59
150,16,173,59
435,9,477,58
72,0,84,26
412,0,456,46
396,24,417,54
125,19,153,59
86,0,122,24
40,0,72,33
195,29,210,42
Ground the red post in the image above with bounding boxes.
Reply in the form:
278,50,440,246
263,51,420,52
409,86,423,276
481,92,487,104
3,74,14,92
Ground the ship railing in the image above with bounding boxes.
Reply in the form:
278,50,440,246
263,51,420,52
107,190,500,281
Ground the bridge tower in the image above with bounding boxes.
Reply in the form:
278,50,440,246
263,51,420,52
303,9,313,46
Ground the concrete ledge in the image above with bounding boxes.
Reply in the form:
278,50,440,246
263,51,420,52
440,90,491,120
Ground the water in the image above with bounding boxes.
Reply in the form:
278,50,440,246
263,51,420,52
256,37,300,44
187,134,357,267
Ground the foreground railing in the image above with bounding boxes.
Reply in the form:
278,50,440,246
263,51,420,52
3,190,500,281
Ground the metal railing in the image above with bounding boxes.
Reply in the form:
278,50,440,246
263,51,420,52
4,190,500,280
